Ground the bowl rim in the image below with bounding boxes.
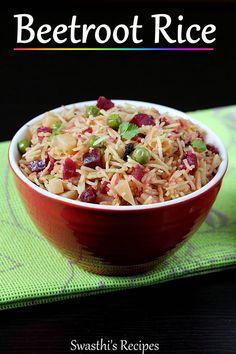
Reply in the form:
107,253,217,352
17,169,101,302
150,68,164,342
9,99,228,212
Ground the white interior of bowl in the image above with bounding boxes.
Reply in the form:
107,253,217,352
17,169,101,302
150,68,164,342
9,100,228,211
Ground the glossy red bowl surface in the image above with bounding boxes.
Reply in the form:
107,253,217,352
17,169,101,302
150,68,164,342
9,100,228,275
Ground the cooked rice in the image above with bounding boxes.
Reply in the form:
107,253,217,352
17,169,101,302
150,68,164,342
18,99,222,206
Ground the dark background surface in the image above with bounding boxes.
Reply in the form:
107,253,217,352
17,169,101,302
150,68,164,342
1,1,236,353
0,270,236,354
1,1,236,141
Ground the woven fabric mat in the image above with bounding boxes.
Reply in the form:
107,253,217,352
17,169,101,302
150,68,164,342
0,105,236,311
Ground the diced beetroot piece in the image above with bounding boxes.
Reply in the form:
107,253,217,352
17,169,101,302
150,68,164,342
131,165,145,181
100,181,110,194
80,186,96,203
121,200,131,206
179,119,185,128
63,158,77,180
69,175,80,185
207,144,219,154
37,126,52,134
101,156,106,169
197,132,204,141
82,148,102,169
29,160,46,172
182,150,198,174
133,133,145,143
131,114,155,127
96,96,114,111
37,127,52,142
48,155,55,172
160,116,170,126
82,127,93,134
132,136,141,143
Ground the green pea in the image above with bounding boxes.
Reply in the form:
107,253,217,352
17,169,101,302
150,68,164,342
132,146,150,164
88,135,103,148
85,106,100,118
107,114,122,129
17,139,31,154
52,121,63,136
52,121,61,129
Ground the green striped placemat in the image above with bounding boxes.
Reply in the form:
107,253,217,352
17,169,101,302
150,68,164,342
0,105,236,311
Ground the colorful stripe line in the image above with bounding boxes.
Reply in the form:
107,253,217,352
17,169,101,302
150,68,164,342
14,47,214,51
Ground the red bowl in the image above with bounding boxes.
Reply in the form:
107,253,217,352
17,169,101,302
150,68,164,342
9,100,228,275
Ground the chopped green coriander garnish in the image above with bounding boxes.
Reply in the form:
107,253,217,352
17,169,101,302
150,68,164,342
119,122,139,140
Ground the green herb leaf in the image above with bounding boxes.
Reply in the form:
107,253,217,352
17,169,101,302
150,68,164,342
191,138,207,152
119,122,139,140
